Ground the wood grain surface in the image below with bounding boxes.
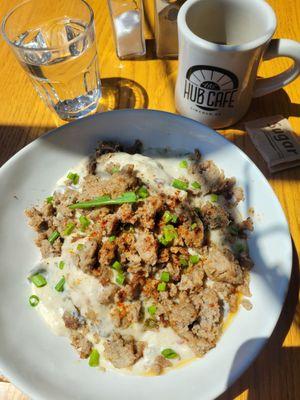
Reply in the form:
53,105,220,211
0,0,299,399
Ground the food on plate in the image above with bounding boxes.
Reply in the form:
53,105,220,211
25,141,253,375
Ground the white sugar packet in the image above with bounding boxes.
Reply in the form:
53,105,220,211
245,115,300,173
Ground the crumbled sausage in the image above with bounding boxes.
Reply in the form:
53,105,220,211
25,205,54,232
25,205,63,257
98,240,116,267
241,299,253,310
98,284,118,305
88,141,123,174
238,253,254,270
62,311,82,330
102,214,119,235
203,245,243,284
176,221,204,249
39,237,62,258
75,239,98,272
239,217,254,232
111,301,142,328
148,355,172,375
126,139,143,154
54,189,78,219
178,267,204,292
232,186,244,203
167,292,198,336
192,160,236,195
133,195,163,229
96,265,113,286
104,333,144,368
158,248,170,263
167,260,181,282
186,288,221,356
116,203,135,224
117,232,141,266
81,165,139,200
135,231,158,266
80,175,106,200
70,332,93,359
201,202,230,229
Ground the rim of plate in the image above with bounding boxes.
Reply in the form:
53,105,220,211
0,109,292,400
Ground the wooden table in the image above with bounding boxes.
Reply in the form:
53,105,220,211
0,0,299,399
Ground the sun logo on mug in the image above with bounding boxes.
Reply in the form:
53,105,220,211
184,65,239,112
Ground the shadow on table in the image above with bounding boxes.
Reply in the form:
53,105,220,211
0,77,148,167
218,344,300,400
0,124,56,167
217,240,300,400
97,77,148,111
234,87,300,129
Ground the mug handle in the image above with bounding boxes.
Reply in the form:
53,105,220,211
253,39,300,97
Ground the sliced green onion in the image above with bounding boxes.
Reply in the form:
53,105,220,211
179,160,188,169
112,260,122,272
191,181,201,189
189,254,200,265
163,211,172,223
190,223,197,230
111,166,120,174
161,271,170,282
55,276,65,292
137,186,149,199
89,349,100,367
29,273,47,288
164,225,178,241
163,211,178,224
211,194,219,202
67,172,79,185
229,225,239,235
172,179,188,191
46,196,53,204
116,272,125,285
48,230,60,245
171,215,178,223
234,242,245,253
148,305,157,316
69,192,138,210
157,282,166,292
29,295,39,307
158,236,169,246
109,235,116,242
179,256,188,267
58,261,65,270
159,224,178,246
79,215,90,231
77,243,84,251
62,223,75,236
161,348,179,359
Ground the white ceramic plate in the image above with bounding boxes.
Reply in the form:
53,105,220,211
0,110,292,400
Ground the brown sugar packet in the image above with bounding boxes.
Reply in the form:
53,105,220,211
245,115,300,173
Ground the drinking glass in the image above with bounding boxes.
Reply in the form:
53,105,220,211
2,0,102,121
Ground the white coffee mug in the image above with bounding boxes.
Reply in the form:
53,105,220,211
175,0,300,129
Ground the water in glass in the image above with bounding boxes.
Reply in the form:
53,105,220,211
14,18,101,120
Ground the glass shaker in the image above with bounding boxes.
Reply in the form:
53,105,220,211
154,0,186,58
107,0,146,59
